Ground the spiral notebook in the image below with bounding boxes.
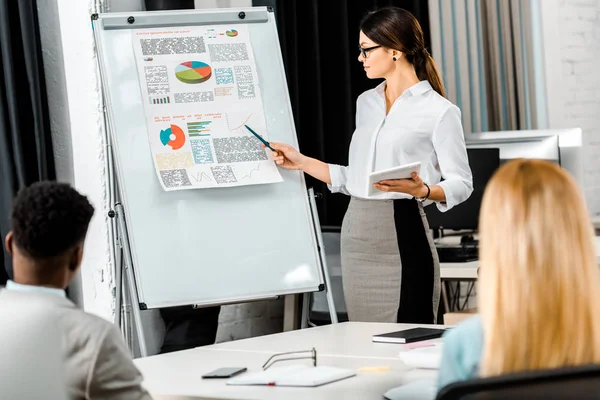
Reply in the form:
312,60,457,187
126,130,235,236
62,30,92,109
227,365,355,387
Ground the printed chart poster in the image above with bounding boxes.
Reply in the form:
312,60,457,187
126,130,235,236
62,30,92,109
132,25,283,191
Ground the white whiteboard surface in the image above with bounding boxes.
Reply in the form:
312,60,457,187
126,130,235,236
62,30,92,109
94,8,324,308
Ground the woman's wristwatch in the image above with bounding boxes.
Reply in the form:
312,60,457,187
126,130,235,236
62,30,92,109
416,183,431,202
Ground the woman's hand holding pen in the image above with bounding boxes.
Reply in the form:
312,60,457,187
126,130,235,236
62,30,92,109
265,142,333,185
373,172,428,197
265,142,307,171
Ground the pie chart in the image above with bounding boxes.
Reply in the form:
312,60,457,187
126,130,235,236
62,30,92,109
175,61,212,84
160,124,186,150
226,29,238,37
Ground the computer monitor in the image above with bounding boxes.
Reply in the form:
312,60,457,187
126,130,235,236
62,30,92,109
425,148,500,232
464,128,583,187
425,128,585,235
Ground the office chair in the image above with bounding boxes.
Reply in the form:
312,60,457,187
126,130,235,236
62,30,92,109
436,364,600,400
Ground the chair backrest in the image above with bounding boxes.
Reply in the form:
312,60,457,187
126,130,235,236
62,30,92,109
0,291,68,399
436,364,600,400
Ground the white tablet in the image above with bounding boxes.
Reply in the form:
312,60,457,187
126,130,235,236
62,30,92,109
368,161,421,197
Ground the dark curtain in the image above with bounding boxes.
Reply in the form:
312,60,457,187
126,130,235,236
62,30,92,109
0,0,55,283
253,0,430,226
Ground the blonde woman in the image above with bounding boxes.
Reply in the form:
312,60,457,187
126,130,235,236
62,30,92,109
437,159,600,390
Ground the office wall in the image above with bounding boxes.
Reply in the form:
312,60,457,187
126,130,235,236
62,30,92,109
543,0,600,218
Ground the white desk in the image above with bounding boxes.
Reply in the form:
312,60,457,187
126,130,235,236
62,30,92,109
440,261,478,280
135,322,439,400
210,321,443,359
439,235,600,280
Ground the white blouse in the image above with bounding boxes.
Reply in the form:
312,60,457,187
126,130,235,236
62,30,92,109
328,80,473,212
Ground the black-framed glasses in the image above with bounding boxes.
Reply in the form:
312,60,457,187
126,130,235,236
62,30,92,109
359,45,381,58
262,348,317,370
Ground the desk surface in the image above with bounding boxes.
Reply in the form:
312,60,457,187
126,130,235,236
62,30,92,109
440,260,478,279
210,321,444,359
440,235,600,280
135,322,439,400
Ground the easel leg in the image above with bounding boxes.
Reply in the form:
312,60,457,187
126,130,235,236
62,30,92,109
114,245,123,329
308,188,338,325
122,269,132,351
283,294,300,331
116,203,148,357
300,293,310,329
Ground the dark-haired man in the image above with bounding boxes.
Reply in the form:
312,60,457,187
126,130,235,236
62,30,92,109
3,181,152,400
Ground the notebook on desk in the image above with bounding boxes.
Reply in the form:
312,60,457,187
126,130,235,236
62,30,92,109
373,327,446,344
227,365,355,387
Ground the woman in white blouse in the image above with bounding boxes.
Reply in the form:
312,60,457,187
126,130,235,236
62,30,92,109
270,7,473,323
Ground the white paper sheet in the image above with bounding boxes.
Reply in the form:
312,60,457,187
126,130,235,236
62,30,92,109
132,25,283,191
398,344,443,370
227,365,356,387
384,378,437,400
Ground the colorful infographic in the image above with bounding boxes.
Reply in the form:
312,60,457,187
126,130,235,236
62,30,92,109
132,25,283,191
175,61,212,84
160,124,186,150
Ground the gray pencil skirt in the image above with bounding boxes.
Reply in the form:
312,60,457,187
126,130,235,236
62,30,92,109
340,197,440,323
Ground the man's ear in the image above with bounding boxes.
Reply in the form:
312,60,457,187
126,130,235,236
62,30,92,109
5,232,13,256
68,243,84,272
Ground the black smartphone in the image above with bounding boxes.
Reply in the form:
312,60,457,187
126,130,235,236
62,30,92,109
201,367,247,379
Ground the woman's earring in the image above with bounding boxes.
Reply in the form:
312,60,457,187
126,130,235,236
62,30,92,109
392,56,397,61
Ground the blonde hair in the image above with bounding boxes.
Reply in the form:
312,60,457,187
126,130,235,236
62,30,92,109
478,159,600,377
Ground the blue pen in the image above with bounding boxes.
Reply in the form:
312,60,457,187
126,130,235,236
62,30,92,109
244,125,276,152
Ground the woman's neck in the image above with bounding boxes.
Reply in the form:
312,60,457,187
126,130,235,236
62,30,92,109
384,68,420,104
